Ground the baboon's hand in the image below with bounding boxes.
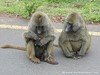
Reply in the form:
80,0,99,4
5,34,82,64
24,31,38,40
78,50,85,56
33,33,38,40
29,31,38,40
40,37,50,46
67,52,75,58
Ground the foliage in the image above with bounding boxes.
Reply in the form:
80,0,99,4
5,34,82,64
0,0,99,23
23,0,43,17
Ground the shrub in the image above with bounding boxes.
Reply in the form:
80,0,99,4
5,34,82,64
23,0,42,17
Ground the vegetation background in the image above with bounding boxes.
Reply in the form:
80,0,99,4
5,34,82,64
0,0,99,24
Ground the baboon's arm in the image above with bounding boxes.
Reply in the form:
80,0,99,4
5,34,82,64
40,35,55,46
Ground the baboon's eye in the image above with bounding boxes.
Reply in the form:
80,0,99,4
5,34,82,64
41,26,44,29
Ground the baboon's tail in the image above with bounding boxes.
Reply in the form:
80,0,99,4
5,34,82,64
0,44,26,51
0,44,59,50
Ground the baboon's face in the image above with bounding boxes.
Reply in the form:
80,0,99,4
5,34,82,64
35,25,47,35
65,22,73,32
65,22,80,33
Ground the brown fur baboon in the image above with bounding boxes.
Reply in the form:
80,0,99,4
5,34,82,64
59,12,91,59
0,12,58,64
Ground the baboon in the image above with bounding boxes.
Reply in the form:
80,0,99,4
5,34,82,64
0,12,58,64
59,12,91,59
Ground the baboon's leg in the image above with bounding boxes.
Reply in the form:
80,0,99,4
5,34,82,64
27,41,40,63
47,41,54,57
78,39,90,56
86,36,91,53
59,41,75,58
45,41,58,64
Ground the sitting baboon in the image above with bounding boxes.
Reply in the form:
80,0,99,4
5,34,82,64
0,12,58,64
59,12,91,59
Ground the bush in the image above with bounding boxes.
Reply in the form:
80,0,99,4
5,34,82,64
23,0,42,17
47,0,74,3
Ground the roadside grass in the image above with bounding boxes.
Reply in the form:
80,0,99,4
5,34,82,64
0,0,99,23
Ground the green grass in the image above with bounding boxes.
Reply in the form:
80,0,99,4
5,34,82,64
0,0,100,23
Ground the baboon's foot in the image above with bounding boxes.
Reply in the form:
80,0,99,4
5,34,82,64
45,56,58,65
31,57,41,64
